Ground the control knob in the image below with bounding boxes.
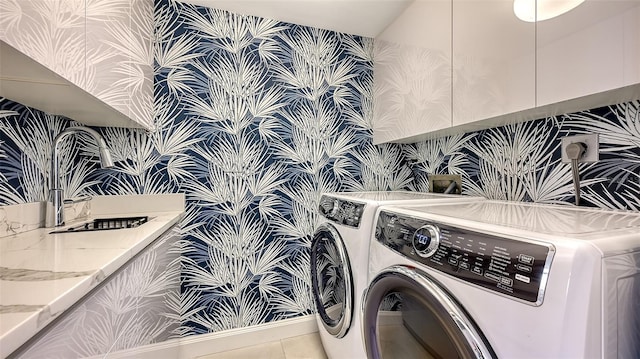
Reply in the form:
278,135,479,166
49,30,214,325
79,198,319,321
319,198,334,216
412,224,441,258
330,199,340,217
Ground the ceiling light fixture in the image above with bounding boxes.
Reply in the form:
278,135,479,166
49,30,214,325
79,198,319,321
514,0,585,22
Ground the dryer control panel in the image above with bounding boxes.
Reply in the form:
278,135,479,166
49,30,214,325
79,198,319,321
376,210,555,305
319,195,365,228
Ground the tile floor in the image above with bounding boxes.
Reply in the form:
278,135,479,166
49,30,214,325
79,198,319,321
196,333,328,359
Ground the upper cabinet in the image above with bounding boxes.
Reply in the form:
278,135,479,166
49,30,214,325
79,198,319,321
0,0,153,130
373,0,534,144
452,0,535,126
537,0,640,107
373,0,640,144
85,0,154,128
373,0,452,144
0,0,87,87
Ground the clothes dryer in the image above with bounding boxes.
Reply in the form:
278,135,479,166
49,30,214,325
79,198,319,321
364,200,640,358
310,191,484,359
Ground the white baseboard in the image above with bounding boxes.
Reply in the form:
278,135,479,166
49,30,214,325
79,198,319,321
104,315,319,359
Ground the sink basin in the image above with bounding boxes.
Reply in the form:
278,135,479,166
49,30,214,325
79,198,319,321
50,216,149,234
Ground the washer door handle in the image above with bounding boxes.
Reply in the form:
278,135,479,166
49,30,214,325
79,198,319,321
450,312,491,359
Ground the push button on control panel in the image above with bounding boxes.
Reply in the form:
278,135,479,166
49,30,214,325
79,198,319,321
448,253,462,266
500,277,514,287
518,254,535,265
516,264,533,273
472,266,483,276
484,271,500,282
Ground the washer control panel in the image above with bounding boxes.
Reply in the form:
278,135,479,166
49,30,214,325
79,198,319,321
376,210,555,305
319,195,365,228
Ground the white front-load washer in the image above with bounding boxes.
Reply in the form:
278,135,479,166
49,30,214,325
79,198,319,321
310,191,484,359
364,200,640,359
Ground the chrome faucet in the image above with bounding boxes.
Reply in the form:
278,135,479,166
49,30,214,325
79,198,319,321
49,126,114,227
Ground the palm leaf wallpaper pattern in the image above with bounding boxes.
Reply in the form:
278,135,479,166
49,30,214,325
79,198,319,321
1,0,640,349
1,0,406,340
403,102,640,210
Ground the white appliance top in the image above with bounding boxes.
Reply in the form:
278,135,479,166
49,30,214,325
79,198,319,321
397,200,640,235
326,191,483,203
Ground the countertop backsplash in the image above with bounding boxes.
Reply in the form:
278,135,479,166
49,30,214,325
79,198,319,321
0,199,92,238
0,202,44,238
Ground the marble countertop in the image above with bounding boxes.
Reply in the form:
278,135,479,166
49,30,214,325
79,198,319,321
0,194,185,358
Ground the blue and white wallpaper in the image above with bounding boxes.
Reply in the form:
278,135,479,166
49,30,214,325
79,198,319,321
1,0,408,339
403,101,640,210
1,0,640,347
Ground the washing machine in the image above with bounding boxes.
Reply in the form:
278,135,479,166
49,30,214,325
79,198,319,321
364,200,640,359
310,191,484,359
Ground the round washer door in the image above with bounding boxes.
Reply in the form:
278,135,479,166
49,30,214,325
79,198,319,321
363,265,495,359
311,223,354,338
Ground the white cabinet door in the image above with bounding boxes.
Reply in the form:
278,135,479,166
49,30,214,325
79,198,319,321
86,0,154,130
373,0,452,144
128,0,154,130
452,0,536,126
0,0,86,88
0,0,153,129
537,0,640,106
86,0,132,122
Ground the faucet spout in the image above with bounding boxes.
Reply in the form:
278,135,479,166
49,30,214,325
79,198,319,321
49,126,114,227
